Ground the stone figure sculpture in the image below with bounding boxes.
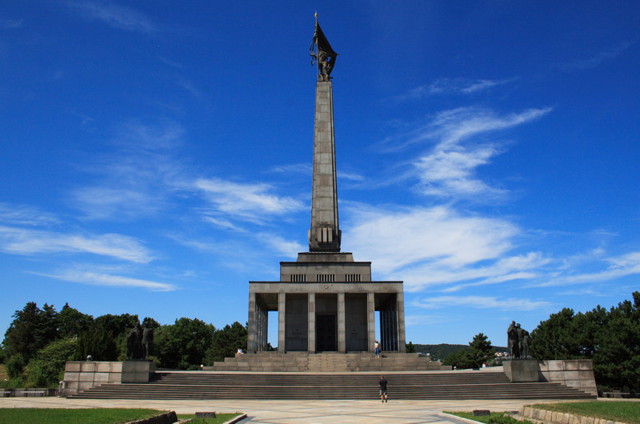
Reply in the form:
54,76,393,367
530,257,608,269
126,324,154,360
521,329,530,359
310,13,338,81
507,321,519,358
507,321,531,359
142,327,154,359
126,324,142,360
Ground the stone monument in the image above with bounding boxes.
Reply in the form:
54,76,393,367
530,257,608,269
246,16,406,354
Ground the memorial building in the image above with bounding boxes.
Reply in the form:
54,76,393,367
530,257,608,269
247,18,406,354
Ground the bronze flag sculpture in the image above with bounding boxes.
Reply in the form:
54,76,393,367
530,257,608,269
310,13,338,81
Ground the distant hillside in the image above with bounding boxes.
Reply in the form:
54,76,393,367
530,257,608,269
412,344,508,361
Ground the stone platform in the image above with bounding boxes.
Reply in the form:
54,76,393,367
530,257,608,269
67,368,595,400
209,352,449,372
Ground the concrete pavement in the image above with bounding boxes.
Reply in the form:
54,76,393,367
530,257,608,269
0,397,566,423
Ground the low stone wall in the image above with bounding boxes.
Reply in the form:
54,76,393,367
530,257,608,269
521,405,626,424
539,360,597,397
1,388,58,397
61,360,155,396
503,359,597,397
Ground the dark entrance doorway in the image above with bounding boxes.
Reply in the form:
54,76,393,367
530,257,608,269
316,315,337,351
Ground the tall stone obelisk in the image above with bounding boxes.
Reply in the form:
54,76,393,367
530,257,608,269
309,16,340,252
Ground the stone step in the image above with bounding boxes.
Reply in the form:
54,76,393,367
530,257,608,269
211,352,449,372
69,370,595,400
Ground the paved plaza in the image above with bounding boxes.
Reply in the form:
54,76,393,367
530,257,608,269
0,397,564,423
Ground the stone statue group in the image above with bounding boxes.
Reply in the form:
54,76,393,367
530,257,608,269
126,324,154,360
507,321,531,359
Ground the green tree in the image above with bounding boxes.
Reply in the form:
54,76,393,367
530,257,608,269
443,333,495,369
406,341,416,353
77,328,119,361
57,303,93,338
142,317,160,329
592,292,640,392
530,308,584,360
468,333,495,367
3,302,59,362
154,318,215,369
443,349,474,369
205,322,247,363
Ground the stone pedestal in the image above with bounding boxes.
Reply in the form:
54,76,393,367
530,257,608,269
503,359,540,382
503,359,597,396
61,360,156,396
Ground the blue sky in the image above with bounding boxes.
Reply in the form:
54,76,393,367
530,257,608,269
1,1,639,347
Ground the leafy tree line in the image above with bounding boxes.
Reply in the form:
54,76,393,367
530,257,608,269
0,302,247,388
443,333,497,369
529,291,640,393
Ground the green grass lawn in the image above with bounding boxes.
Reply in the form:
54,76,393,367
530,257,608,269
0,408,161,424
531,401,640,424
0,408,243,424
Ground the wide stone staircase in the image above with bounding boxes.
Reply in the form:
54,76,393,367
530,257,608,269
211,352,450,372
69,369,595,400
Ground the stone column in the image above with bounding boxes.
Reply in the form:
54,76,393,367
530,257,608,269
367,292,375,352
337,292,346,352
397,291,406,351
309,80,341,252
278,292,286,353
247,291,257,353
308,292,316,352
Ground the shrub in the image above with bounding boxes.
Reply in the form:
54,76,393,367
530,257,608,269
5,353,25,379
25,338,77,387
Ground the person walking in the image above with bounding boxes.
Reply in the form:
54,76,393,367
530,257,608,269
374,340,381,358
378,375,388,403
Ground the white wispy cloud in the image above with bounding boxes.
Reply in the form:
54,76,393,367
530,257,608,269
0,203,61,226
538,251,640,287
379,106,551,200
344,205,518,275
1,19,23,30
0,226,152,263
195,178,304,224
396,78,515,101
412,295,550,311
37,268,175,291
257,233,304,258
414,144,506,199
270,163,313,175
176,77,207,99
560,40,636,71
70,121,185,220
403,106,552,150
202,216,246,232
339,170,366,182
70,1,157,34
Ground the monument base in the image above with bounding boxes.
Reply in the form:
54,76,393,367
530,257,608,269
503,359,597,396
503,359,539,382
61,360,156,396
